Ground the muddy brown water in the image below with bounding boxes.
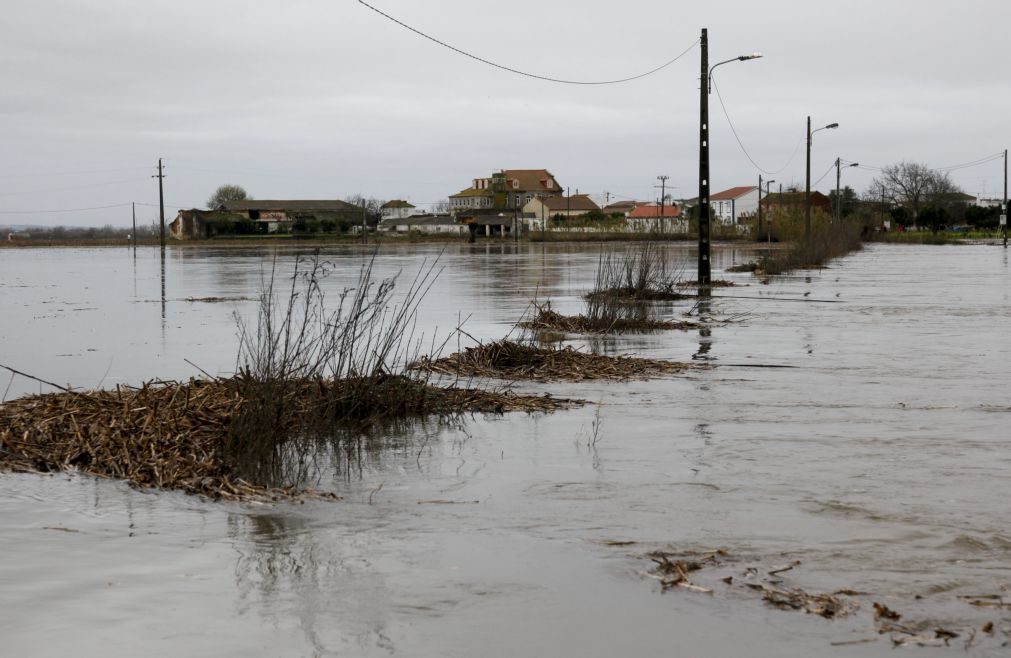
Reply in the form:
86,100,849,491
1,243,1009,656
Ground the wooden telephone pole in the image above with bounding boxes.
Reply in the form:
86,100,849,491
154,158,166,249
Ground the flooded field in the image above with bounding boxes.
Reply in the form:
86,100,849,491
1,242,1009,656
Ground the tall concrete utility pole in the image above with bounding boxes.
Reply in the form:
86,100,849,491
697,28,711,287
758,174,763,237
131,202,137,251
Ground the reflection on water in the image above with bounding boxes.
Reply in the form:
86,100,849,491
2,242,1011,656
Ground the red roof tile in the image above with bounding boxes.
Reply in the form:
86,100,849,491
711,186,757,201
628,204,681,218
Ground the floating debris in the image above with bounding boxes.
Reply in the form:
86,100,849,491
873,602,901,621
754,583,855,618
411,339,704,382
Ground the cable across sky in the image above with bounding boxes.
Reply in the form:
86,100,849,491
710,76,803,176
358,1,698,85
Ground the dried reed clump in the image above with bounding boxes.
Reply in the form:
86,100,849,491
411,338,702,382
585,242,690,301
0,377,580,501
519,300,701,335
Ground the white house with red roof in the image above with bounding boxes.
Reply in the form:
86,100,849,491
711,186,759,225
626,203,686,233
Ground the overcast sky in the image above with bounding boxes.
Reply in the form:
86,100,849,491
1,0,1008,226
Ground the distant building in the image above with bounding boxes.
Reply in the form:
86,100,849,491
601,200,641,217
172,199,361,238
975,197,1005,209
170,209,248,239
377,214,467,235
711,186,759,225
522,194,599,220
933,191,977,207
218,199,360,232
450,169,563,212
761,191,832,215
380,200,418,220
626,203,686,233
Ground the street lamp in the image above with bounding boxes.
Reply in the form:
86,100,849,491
698,27,762,287
834,158,859,223
805,118,838,239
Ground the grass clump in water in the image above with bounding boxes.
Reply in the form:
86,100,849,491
411,337,703,382
518,300,701,335
585,242,690,301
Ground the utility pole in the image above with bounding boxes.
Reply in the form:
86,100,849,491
1003,148,1007,248
764,178,775,242
758,174,763,238
361,200,367,245
805,116,812,241
566,186,570,218
835,158,858,223
154,158,166,249
131,202,137,251
657,175,669,231
698,27,711,287
835,157,841,224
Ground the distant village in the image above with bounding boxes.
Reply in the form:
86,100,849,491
165,168,822,240
166,167,993,241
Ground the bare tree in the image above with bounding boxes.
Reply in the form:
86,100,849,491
342,194,386,226
431,199,451,214
207,184,251,209
869,162,960,221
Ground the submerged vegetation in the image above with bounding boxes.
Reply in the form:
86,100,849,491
585,242,689,301
520,300,700,335
0,376,574,501
0,252,584,499
412,338,703,382
0,245,720,499
732,210,863,276
521,243,703,335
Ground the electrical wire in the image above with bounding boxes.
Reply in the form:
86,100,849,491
0,177,152,198
0,203,133,215
935,153,1003,172
710,76,803,175
0,166,151,180
358,1,698,85
812,161,837,187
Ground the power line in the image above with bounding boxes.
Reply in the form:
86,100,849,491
936,153,1003,172
358,0,698,85
0,166,151,180
710,76,803,175
812,162,836,187
0,177,151,198
0,203,133,215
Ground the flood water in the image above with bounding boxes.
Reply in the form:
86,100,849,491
1,242,1009,656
